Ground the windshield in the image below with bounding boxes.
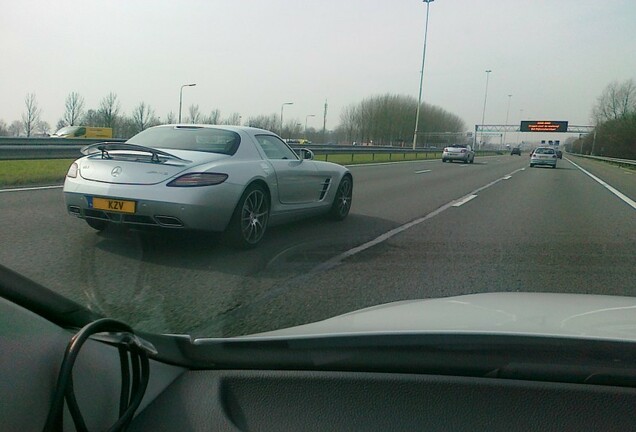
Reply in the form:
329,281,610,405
1,1,635,343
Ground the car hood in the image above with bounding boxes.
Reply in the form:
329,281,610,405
252,292,636,342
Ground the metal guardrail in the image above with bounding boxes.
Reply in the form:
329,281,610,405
0,137,127,161
0,137,127,145
569,153,636,167
0,137,499,161
0,145,85,160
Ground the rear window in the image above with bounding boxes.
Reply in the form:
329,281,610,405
448,145,467,148
534,148,555,154
127,126,240,155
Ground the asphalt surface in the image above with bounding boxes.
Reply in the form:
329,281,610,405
1,154,634,337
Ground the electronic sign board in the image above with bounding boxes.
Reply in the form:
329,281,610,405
520,121,568,132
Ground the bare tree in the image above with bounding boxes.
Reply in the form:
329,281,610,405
36,120,51,136
187,104,201,123
63,92,85,126
117,115,138,139
203,109,221,124
589,79,636,159
281,120,303,139
21,93,41,137
222,112,242,125
131,102,157,133
98,92,121,128
81,109,101,126
336,94,465,146
165,111,176,124
246,113,278,130
9,120,22,136
592,79,636,123
0,119,8,136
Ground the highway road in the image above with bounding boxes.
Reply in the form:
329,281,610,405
1,154,634,337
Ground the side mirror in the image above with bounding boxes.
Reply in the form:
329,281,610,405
299,148,314,161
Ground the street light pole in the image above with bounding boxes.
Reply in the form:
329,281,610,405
280,102,293,136
305,114,315,139
178,83,196,123
480,70,492,149
502,94,512,148
412,0,435,150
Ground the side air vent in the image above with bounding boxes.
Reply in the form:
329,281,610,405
319,178,331,200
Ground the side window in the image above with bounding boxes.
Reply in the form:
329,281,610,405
256,135,298,160
75,127,86,137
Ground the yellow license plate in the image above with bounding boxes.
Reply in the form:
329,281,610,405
92,197,136,214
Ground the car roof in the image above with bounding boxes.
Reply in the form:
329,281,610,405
155,124,276,135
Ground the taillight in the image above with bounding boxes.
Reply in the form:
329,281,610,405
167,173,228,187
552,155,557,158
67,162,78,178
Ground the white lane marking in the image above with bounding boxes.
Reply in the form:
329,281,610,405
452,194,477,207
0,185,63,193
313,167,526,272
503,175,512,180
345,160,436,168
566,158,636,210
415,169,432,174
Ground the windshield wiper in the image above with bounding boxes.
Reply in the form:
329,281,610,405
81,142,191,164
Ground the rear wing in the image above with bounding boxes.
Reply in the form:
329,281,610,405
81,142,191,163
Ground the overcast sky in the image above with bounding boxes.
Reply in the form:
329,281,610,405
1,0,635,134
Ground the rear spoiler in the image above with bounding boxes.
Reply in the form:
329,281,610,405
81,142,190,163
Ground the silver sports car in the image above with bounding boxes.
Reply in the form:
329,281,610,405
63,125,353,248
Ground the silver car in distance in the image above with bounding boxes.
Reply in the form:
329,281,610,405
63,125,353,248
442,144,475,164
529,146,558,168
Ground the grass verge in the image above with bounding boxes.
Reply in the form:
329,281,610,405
0,159,75,188
2,150,481,187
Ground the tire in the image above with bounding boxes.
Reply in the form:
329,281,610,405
86,218,107,231
463,158,468,164
530,164,534,168
442,159,447,163
225,184,270,249
329,175,353,221
469,156,474,164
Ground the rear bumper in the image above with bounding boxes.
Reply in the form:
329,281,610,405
530,158,557,166
63,178,242,231
443,153,470,161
